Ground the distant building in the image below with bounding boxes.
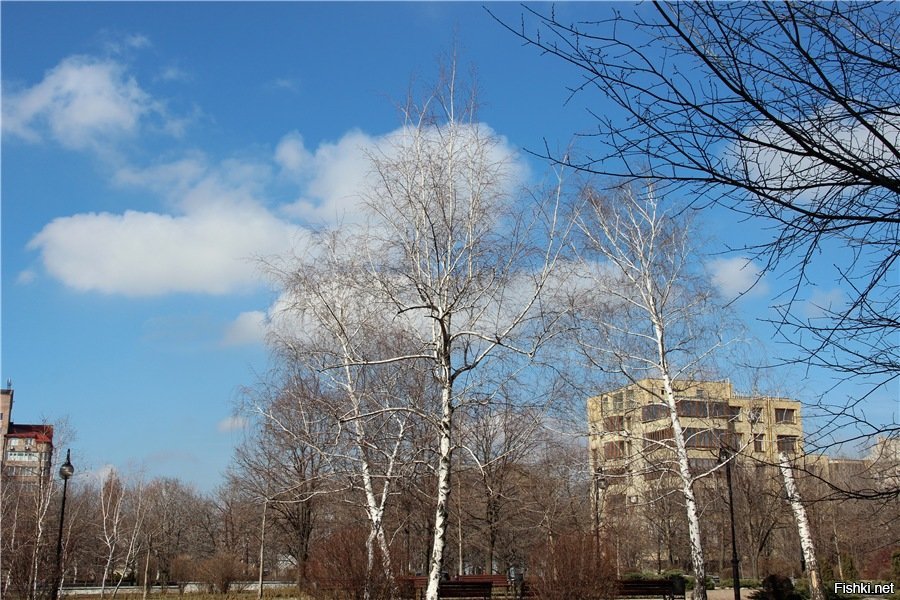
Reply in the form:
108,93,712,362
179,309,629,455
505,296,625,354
1,386,54,483
587,379,804,504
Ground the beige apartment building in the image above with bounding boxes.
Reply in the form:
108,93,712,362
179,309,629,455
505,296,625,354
1,385,54,483
588,379,803,503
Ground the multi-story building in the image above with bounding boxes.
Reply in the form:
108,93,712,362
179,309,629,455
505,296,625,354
588,379,803,503
1,385,54,483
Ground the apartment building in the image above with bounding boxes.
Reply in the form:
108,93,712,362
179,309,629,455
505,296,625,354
1,385,54,483
587,379,803,503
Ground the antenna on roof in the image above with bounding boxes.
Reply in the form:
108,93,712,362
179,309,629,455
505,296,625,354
5,379,10,389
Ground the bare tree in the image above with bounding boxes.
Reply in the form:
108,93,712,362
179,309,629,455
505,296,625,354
496,1,898,454
779,453,825,600
262,262,432,599
455,398,541,574
265,58,569,600
571,182,734,600
97,469,125,598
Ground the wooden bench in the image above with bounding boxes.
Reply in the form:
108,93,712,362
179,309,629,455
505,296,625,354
398,575,493,599
617,578,686,600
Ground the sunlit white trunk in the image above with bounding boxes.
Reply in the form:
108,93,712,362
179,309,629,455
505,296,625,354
257,499,267,600
660,372,707,600
650,291,707,600
779,452,824,600
344,355,399,600
426,381,453,600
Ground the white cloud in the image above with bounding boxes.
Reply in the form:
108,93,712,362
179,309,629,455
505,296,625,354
27,111,529,299
708,257,768,299
803,287,845,318
217,415,247,433
279,124,529,225
274,131,312,173
28,203,299,297
731,106,900,205
222,310,268,346
3,55,160,149
280,129,376,223
27,150,311,297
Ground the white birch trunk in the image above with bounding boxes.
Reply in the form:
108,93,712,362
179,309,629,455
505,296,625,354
779,452,825,600
425,382,453,600
661,373,708,600
257,499,267,600
343,356,400,600
648,277,708,600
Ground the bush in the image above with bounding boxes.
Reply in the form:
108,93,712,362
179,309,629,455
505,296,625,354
527,531,618,600
196,552,248,594
751,574,803,600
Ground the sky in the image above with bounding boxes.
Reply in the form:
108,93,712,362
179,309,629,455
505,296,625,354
2,2,895,491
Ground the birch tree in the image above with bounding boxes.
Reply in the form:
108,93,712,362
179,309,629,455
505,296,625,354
498,3,899,469
98,469,125,598
269,61,568,600
779,452,825,600
572,182,730,600
266,259,431,600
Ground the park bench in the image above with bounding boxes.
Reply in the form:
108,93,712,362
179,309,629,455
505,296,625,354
616,578,686,600
398,575,493,599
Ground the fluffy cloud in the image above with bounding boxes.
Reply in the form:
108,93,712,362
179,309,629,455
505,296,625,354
3,55,162,149
222,310,268,346
29,203,298,296
277,124,529,225
274,131,313,173
708,257,768,299
24,80,529,299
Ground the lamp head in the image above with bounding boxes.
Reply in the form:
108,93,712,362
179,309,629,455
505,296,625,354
59,449,74,481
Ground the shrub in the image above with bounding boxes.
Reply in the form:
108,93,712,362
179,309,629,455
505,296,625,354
751,574,802,600
527,531,617,600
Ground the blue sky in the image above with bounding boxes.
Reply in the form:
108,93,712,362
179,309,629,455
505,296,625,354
2,2,894,491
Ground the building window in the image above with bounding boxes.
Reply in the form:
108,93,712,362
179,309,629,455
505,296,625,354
684,427,725,449
604,415,624,432
7,451,38,462
777,435,798,453
754,433,765,453
748,407,764,423
775,408,796,424
604,441,627,459
642,403,668,422
613,393,624,412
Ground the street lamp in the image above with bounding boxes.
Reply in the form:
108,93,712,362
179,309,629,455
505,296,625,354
719,447,740,600
52,449,74,600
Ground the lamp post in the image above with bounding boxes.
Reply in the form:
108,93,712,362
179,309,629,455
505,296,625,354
52,449,75,600
719,447,740,600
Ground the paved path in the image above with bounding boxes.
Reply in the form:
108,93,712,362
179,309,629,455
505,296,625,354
707,588,756,600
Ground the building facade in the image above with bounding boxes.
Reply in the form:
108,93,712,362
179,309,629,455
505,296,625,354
0,386,54,482
587,379,804,504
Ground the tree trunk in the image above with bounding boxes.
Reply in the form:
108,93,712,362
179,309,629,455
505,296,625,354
257,499,267,600
657,334,708,600
778,452,824,600
425,383,453,600
142,545,151,600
